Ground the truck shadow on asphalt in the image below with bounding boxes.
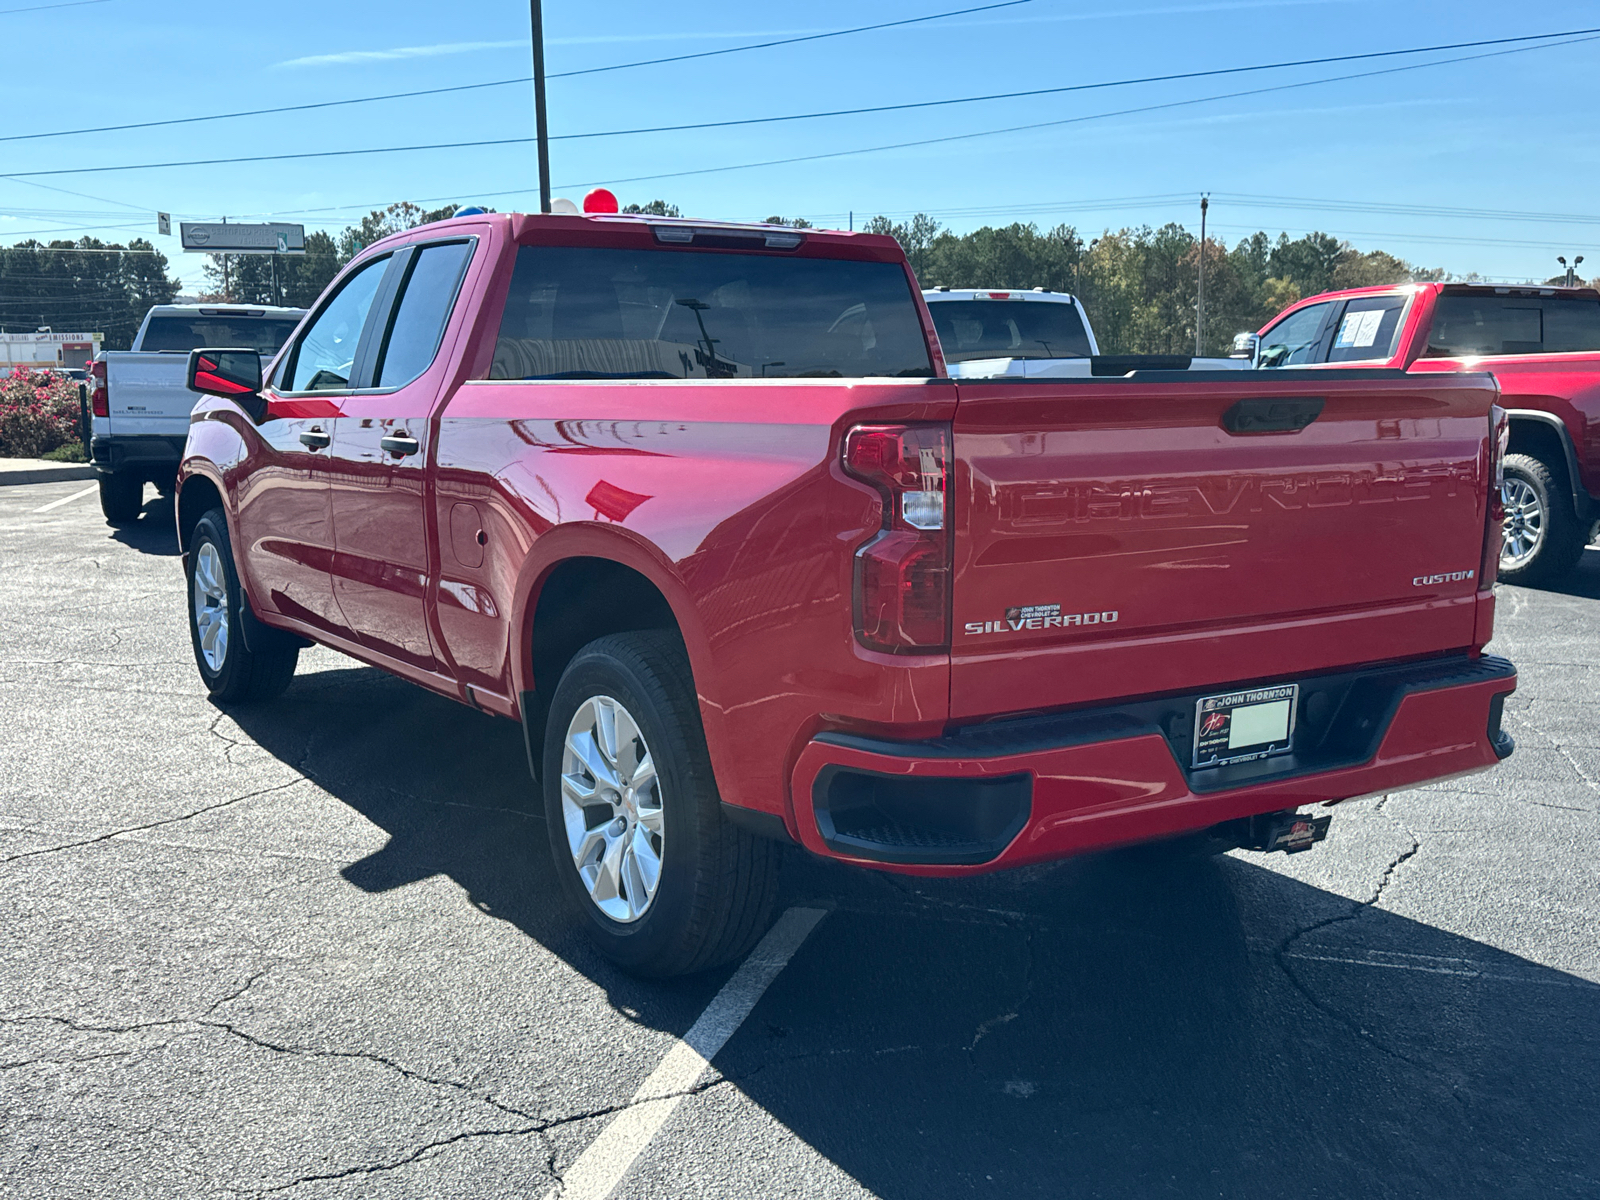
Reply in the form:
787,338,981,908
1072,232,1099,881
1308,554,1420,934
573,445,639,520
1541,544,1600,600
104,493,180,557
222,662,1600,1200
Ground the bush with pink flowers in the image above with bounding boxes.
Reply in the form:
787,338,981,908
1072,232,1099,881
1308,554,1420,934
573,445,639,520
0,369,82,458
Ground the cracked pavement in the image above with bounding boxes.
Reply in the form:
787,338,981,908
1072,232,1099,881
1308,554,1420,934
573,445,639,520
2,479,1598,1198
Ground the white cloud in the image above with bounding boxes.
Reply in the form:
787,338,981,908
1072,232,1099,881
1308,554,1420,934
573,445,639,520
275,40,525,69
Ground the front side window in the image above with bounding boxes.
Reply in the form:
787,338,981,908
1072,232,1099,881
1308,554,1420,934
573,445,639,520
1257,301,1334,368
1325,294,1408,363
375,241,475,388
141,316,301,355
927,300,1093,363
1426,293,1600,357
489,246,932,380
281,255,388,391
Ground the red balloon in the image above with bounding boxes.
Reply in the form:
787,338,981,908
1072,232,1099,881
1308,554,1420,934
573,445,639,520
583,188,620,214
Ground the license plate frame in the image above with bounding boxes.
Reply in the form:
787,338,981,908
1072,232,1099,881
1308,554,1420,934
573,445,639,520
1192,684,1299,770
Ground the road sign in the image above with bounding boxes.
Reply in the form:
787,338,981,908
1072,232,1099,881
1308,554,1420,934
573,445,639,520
157,212,171,236
179,222,305,254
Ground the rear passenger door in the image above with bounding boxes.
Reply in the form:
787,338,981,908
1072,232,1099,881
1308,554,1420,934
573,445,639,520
325,237,477,674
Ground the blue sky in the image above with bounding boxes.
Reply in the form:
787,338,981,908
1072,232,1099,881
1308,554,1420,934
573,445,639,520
3,0,1599,289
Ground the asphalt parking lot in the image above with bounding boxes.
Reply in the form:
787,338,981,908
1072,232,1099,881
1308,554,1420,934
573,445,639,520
1,477,1596,1199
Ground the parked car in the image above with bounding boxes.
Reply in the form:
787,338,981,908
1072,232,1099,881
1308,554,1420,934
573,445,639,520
924,287,1248,376
176,213,1517,976
1233,282,1600,584
88,304,305,524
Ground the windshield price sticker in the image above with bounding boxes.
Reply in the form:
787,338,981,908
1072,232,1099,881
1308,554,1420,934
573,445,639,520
1193,684,1299,769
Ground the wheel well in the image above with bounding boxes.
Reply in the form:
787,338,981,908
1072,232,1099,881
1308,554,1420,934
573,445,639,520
176,475,222,554
527,556,680,713
1506,419,1573,492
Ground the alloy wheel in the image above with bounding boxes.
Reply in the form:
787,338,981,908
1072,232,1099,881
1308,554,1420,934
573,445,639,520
1501,476,1545,572
192,541,230,673
560,695,664,923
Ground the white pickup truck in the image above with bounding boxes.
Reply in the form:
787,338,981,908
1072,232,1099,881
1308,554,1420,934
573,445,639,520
88,304,305,524
923,287,1248,377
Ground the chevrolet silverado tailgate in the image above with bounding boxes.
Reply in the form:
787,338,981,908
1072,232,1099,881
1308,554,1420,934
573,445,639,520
104,352,198,439
950,370,1498,720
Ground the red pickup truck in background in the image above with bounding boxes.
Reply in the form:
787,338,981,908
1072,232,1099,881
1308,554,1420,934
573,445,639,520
1238,282,1600,584
176,213,1517,976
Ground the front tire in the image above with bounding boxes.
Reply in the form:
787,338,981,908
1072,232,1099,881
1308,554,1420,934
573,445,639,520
98,474,143,526
543,632,780,977
186,508,299,702
1500,453,1584,586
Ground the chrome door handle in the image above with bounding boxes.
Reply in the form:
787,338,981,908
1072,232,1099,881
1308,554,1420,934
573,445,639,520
380,434,421,457
298,429,331,449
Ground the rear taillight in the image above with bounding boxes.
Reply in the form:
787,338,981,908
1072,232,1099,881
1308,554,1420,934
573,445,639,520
89,359,108,418
842,423,952,652
1481,404,1509,586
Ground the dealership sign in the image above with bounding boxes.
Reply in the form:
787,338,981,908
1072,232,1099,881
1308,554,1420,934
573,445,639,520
179,222,306,254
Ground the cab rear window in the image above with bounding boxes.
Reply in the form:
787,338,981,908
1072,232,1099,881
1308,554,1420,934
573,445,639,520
489,246,932,380
140,316,301,354
1427,294,1600,357
927,299,1093,362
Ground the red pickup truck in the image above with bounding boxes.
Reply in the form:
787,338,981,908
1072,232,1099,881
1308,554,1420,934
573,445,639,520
1239,281,1600,584
176,213,1517,976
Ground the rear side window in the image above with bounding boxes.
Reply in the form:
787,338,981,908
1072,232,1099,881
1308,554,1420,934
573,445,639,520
140,316,301,354
490,246,932,380
375,241,475,388
1427,294,1600,357
927,300,1092,363
1325,294,1407,363
1257,301,1334,367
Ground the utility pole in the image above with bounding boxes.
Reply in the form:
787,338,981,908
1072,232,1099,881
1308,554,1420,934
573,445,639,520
1196,194,1209,356
530,0,552,214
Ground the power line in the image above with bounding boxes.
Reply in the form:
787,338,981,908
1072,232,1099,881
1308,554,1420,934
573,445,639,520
0,0,1033,147
545,26,1600,143
550,32,1600,191
6,22,1600,167
0,0,112,14
5,29,1595,183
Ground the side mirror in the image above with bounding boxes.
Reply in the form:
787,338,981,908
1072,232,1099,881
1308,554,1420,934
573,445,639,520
1229,331,1259,363
188,348,266,421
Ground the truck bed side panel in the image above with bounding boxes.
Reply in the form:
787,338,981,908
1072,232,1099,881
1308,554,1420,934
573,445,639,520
431,378,959,822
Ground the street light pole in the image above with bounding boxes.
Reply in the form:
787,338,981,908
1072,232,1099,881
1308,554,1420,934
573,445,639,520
530,0,552,214
1196,194,1209,356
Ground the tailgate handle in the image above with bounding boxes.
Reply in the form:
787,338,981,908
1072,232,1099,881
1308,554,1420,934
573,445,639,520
1221,397,1324,434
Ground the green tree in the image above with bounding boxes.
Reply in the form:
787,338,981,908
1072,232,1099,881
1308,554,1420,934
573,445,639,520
0,237,179,349
623,200,681,216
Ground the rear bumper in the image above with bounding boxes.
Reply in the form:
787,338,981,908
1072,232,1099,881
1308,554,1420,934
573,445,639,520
788,654,1516,874
91,434,185,479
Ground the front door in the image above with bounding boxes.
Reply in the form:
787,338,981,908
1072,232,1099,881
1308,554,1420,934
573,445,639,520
236,253,392,638
325,239,477,674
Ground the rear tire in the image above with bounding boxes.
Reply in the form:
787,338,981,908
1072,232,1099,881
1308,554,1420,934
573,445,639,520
1499,454,1584,586
543,632,780,977
186,508,299,703
98,474,143,526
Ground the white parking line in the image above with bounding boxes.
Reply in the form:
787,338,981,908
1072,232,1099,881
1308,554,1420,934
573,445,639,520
32,483,98,514
547,906,828,1200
